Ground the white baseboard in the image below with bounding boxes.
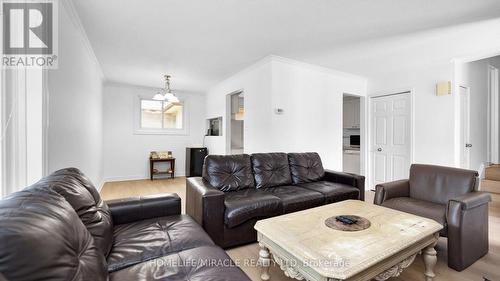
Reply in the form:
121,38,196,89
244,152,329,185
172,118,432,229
101,173,186,187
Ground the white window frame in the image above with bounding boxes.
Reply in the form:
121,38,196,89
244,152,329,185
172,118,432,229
133,95,189,135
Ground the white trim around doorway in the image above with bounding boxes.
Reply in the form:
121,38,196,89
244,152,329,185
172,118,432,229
488,65,499,164
341,93,367,182
225,89,244,155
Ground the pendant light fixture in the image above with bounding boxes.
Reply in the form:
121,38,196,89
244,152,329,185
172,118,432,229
153,74,180,103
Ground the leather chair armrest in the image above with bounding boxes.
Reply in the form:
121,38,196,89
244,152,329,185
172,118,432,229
323,169,365,201
446,191,491,270
449,192,491,211
374,179,410,205
106,193,181,225
186,177,225,246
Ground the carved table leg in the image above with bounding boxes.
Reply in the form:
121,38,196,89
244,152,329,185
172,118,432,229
422,240,438,281
259,243,271,281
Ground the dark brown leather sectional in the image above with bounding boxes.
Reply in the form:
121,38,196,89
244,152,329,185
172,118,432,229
374,164,491,271
187,152,365,248
0,168,250,281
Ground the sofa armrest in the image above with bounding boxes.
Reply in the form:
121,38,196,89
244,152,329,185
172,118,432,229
449,192,491,211
374,179,410,205
323,169,365,201
186,177,225,246
106,193,181,225
446,192,491,270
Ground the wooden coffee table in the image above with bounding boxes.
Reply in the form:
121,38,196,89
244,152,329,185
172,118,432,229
254,200,443,281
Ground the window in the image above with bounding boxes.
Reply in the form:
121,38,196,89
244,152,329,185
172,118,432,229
135,97,187,135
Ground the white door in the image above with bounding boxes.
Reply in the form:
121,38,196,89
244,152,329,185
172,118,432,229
370,92,412,187
459,86,471,168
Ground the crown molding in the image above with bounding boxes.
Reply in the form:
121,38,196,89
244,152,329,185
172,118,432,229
208,54,368,94
104,80,205,96
208,55,274,93
61,0,105,80
268,55,367,82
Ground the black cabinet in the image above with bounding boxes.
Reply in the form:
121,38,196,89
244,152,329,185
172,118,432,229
185,147,208,177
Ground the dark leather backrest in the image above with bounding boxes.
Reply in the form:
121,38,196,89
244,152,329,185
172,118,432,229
0,188,108,281
251,153,292,188
288,152,325,184
409,164,479,205
31,168,113,257
203,154,255,192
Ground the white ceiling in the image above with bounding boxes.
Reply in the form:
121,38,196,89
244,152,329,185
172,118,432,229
73,0,500,92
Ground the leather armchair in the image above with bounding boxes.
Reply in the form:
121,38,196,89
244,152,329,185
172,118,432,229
374,179,409,205
374,164,491,271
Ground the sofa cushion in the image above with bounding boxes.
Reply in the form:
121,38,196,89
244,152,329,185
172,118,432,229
110,246,250,281
203,154,254,192
251,152,292,188
288,152,325,184
32,167,114,257
224,189,282,228
409,164,478,205
382,197,447,236
0,189,108,281
263,186,325,213
298,181,359,203
107,215,214,272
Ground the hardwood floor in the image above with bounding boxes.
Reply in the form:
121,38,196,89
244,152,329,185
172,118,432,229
101,178,500,281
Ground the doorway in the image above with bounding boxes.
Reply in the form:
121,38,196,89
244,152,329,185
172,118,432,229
342,94,361,174
459,86,471,168
369,91,412,188
228,91,244,154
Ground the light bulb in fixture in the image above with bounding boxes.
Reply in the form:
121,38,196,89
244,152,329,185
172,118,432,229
170,95,180,103
153,92,165,101
153,74,180,102
165,92,180,103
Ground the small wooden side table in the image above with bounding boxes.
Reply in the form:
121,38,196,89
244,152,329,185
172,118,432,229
149,158,175,180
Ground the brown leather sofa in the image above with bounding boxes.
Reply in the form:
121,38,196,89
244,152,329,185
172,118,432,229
186,152,365,249
0,168,250,281
374,164,491,271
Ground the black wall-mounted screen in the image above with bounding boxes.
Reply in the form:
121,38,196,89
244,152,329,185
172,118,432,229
350,135,360,146
207,117,222,136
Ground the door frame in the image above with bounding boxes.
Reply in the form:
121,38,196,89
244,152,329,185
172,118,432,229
459,85,471,169
367,88,415,190
341,93,366,177
225,89,244,155
488,65,499,164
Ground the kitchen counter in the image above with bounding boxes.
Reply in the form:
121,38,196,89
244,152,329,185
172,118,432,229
343,146,360,154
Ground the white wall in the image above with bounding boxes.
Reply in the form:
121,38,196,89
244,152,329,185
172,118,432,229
102,83,205,181
205,56,367,171
205,58,273,155
47,3,104,185
455,56,500,170
270,58,367,170
368,63,456,167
